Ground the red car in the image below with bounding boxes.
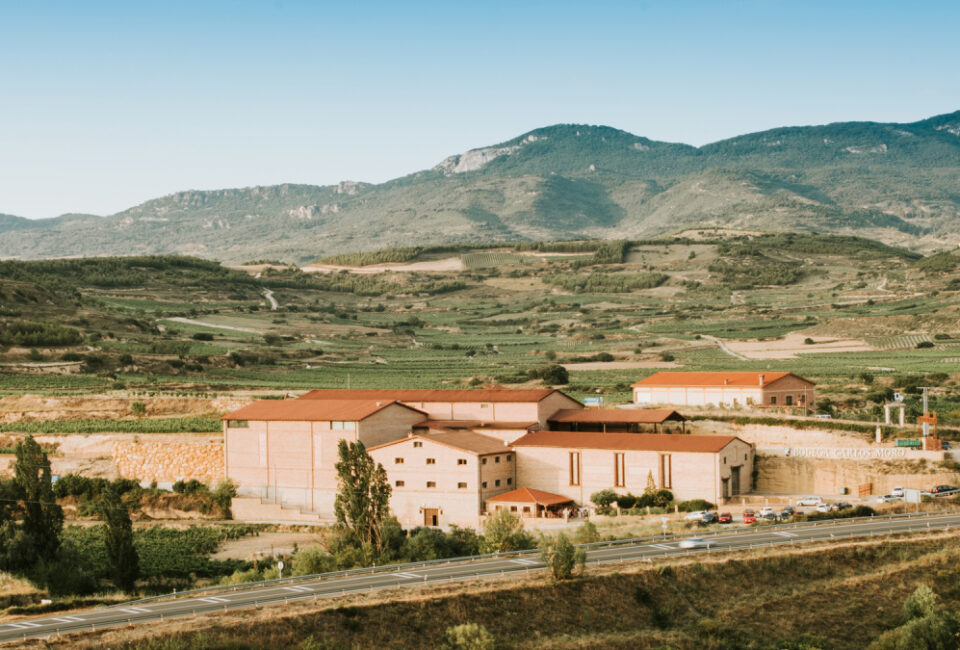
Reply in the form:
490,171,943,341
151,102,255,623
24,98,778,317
718,512,733,524
743,510,756,524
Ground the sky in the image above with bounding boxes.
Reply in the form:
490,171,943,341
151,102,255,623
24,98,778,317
1,0,958,219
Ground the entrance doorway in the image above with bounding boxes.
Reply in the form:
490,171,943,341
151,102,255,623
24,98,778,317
730,466,741,495
423,508,439,526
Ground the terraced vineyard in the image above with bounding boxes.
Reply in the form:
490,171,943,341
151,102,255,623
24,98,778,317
460,252,525,268
872,334,933,349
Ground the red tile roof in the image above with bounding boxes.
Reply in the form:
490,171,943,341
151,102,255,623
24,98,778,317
368,431,509,455
631,371,814,388
486,487,573,506
548,408,686,424
512,430,742,453
222,399,425,422
297,388,577,403
415,419,538,430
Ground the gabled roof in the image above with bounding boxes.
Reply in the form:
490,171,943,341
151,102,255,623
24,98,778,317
548,408,686,424
631,371,814,388
486,487,573,506
367,431,509,456
297,388,577,404
512,431,743,453
222,399,425,422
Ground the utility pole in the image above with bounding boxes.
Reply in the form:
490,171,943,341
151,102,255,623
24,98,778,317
921,387,931,437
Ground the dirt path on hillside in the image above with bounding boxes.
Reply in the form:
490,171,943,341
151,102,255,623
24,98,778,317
164,317,262,333
302,258,465,274
263,289,278,310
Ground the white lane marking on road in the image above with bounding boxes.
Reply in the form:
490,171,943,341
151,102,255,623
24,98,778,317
122,607,151,614
52,616,85,623
7,622,41,628
283,585,314,593
773,532,798,538
510,558,539,566
649,544,673,550
199,597,230,603
393,572,421,579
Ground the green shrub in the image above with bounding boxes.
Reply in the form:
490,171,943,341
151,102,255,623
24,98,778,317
590,489,618,508
676,499,715,512
440,623,495,650
291,547,337,576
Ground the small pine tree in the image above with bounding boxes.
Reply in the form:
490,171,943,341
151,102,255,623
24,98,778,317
645,470,657,495
99,487,139,592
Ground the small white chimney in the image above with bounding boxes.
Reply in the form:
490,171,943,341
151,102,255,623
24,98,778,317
758,374,765,386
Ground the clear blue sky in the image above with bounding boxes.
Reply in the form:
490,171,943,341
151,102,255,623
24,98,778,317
2,0,958,218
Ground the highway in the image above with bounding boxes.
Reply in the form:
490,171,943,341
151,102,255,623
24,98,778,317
2,512,959,644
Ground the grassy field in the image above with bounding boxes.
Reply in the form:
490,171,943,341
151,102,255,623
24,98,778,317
1,234,959,425
22,532,960,649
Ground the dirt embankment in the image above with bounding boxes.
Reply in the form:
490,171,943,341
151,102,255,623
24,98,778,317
0,394,249,423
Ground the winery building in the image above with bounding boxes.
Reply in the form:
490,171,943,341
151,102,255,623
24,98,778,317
632,372,816,410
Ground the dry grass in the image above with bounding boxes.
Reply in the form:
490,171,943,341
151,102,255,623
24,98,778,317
9,530,960,650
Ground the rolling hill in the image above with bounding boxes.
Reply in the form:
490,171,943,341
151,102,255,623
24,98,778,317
2,111,959,264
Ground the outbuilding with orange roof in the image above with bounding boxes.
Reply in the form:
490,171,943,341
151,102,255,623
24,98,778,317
631,371,815,410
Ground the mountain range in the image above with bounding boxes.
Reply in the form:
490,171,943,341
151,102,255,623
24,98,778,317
3,111,960,264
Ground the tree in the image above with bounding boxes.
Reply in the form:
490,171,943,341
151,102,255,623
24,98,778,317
590,489,617,508
14,435,63,563
334,440,392,551
645,470,657,495
540,533,585,581
902,584,937,621
99,487,139,592
573,521,601,544
481,509,534,553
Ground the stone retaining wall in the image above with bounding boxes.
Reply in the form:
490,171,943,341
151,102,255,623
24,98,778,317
112,436,224,484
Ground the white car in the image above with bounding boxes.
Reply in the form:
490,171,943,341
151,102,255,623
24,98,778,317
815,503,831,513
678,537,716,549
891,487,904,497
758,506,775,517
683,510,708,521
796,496,823,507
876,494,902,503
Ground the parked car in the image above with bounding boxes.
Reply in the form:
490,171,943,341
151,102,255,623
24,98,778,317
815,503,831,513
699,512,718,524
718,512,733,524
780,506,795,518
758,506,775,517
794,509,805,518
796,496,823,506
943,441,952,450
743,510,756,524
679,537,716,549
684,510,708,521
760,512,778,522
814,413,832,419
832,502,853,511
891,487,905,497
876,494,902,503
931,485,957,495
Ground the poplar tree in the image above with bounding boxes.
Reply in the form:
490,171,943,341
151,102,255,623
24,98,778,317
99,487,139,592
13,435,63,563
334,440,391,551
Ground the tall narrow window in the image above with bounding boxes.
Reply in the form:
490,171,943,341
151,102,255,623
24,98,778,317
659,454,672,489
614,452,625,487
569,451,581,486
